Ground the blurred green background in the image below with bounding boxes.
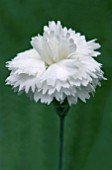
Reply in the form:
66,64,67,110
0,0,111,170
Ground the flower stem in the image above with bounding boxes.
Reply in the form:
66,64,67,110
58,116,65,170
53,99,70,170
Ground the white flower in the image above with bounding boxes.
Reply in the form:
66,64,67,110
6,21,105,105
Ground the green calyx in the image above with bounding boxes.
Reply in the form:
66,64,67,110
53,98,70,118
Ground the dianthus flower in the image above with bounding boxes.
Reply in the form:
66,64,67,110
6,21,105,105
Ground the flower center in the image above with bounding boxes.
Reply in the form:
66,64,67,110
32,35,77,66
47,34,77,63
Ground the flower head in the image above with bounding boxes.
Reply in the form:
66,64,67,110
6,21,105,105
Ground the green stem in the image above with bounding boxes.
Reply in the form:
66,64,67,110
53,99,70,170
58,116,65,170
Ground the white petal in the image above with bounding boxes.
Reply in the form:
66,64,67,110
41,59,78,86
6,73,39,93
34,90,53,104
31,36,54,65
6,49,46,75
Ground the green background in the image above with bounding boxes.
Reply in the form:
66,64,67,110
0,0,111,170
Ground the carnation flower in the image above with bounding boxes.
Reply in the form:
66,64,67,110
6,21,105,105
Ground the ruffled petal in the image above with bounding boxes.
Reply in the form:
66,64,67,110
40,59,77,86
6,49,46,76
6,49,46,94
6,72,39,93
